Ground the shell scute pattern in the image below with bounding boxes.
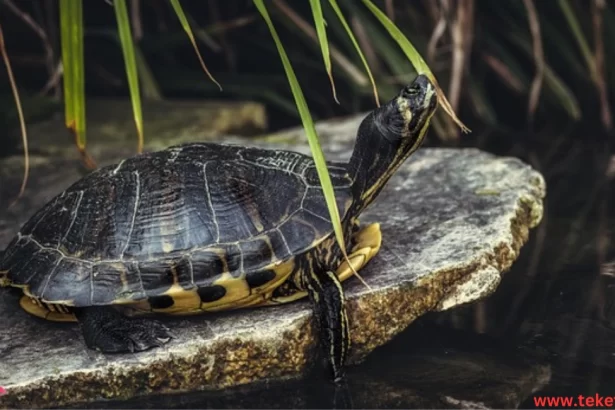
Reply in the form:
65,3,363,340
0,142,355,308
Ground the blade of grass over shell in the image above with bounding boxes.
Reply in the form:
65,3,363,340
59,0,95,168
254,0,370,289
328,0,380,106
169,0,222,91
362,0,470,133
0,23,29,206
309,0,339,104
113,0,144,153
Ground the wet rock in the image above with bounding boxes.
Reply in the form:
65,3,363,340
0,112,545,408
65,323,552,409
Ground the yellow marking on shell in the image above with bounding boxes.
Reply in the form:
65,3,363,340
163,284,201,313
336,223,382,281
0,270,10,287
262,236,276,262
162,242,174,253
246,206,265,232
212,248,230,273
204,258,295,312
13,223,376,322
263,223,382,306
126,258,297,316
208,273,251,310
19,296,77,322
118,264,130,290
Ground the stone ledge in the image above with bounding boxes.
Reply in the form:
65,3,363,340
0,114,546,408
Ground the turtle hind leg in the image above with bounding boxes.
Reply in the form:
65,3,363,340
74,306,174,353
305,269,350,383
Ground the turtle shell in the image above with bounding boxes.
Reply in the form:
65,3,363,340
0,143,354,311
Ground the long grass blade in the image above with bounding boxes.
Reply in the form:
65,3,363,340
114,0,144,153
254,0,369,288
60,0,94,168
309,0,339,104
558,0,597,81
272,0,369,89
328,0,380,106
0,23,29,206
362,0,470,133
169,0,222,91
522,0,545,122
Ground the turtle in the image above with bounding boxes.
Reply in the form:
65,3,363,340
0,74,437,382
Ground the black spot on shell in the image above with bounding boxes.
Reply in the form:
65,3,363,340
245,270,276,288
148,295,175,309
198,285,226,303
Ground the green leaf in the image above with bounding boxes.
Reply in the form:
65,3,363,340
542,63,582,120
558,0,597,82
253,0,350,266
327,0,380,105
310,0,339,104
361,0,470,133
169,0,222,91
113,0,144,153
59,0,94,168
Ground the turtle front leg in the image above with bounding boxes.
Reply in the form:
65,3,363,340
304,269,350,383
74,306,174,353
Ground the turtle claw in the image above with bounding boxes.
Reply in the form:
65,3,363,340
75,306,174,354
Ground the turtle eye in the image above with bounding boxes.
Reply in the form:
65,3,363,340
402,84,419,98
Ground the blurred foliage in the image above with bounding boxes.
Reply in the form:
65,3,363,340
0,0,612,142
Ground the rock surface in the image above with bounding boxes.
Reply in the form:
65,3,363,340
67,323,552,409
0,112,545,408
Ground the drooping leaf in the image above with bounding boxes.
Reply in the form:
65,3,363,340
328,0,380,105
114,0,144,153
362,0,470,133
60,0,94,168
253,0,363,285
309,0,339,103
169,0,222,90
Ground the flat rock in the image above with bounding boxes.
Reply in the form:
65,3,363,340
0,113,546,408
68,323,552,409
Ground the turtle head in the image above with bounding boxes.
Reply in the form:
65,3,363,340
348,74,438,209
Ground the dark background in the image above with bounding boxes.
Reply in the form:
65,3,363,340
1,0,615,408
